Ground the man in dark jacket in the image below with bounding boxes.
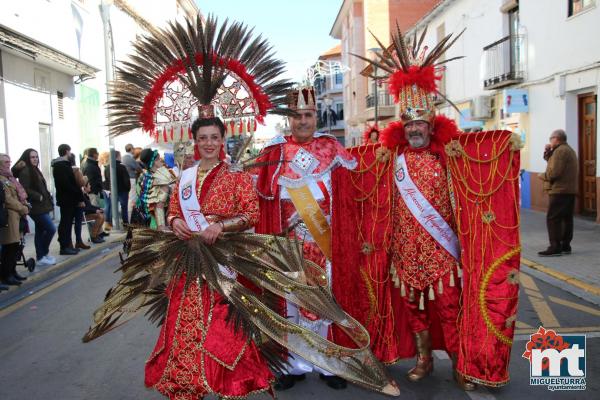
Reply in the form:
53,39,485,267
538,129,578,256
104,151,131,224
81,147,103,207
52,144,85,255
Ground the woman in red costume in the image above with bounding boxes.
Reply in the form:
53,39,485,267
145,117,274,399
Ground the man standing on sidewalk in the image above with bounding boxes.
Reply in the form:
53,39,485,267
538,129,578,256
52,144,84,255
122,144,141,223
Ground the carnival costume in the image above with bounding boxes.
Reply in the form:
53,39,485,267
83,15,399,398
332,25,522,387
252,87,357,379
134,148,177,229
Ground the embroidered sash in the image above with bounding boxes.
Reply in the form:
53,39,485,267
395,153,460,260
178,164,209,232
286,182,332,260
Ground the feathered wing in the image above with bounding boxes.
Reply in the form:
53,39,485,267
106,15,295,137
82,229,397,395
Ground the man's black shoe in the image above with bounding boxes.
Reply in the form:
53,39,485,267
91,237,105,244
0,283,9,291
562,245,572,254
319,374,347,390
538,248,562,257
1,276,22,286
99,231,110,238
13,272,27,281
60,247,78,255
273,374,306,391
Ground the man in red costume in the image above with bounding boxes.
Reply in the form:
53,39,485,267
252,86,357,391
332,28,521,390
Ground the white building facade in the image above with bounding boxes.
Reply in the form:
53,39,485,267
0,0,198,190
407,0,600,221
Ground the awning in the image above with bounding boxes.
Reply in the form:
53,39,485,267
0,24,100,79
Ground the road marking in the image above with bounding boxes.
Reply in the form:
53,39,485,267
548,296,600,317
0,252,114,319
521,257,600,296
524,289,543,299
516,321,533,329
519,273,560,328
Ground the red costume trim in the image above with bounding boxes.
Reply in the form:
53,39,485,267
140,53,272,133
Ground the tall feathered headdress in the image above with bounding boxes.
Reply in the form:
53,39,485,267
353,23,464,123
107,15,295,142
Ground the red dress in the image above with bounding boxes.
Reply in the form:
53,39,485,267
145,162,274,399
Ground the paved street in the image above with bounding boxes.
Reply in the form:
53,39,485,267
0,239,598,400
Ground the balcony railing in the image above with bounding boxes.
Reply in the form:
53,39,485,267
366,92,394,108
483,35,525,89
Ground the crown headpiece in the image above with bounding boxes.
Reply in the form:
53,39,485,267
354,24,464,123
287,86,317,111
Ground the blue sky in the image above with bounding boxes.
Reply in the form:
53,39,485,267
195,0,342,82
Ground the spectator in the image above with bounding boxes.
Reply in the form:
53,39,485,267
82,182,106,243
104,151,131,225
122,144,142,223
537,129,578,256
0,153,30,286
98,151,112,231
81,147,103,207
134,147,143,169
69,154,90,250
52,144,84,255
11,149,56,266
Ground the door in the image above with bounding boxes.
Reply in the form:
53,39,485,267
578,94,597,216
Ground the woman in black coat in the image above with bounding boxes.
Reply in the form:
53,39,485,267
12,149,57,266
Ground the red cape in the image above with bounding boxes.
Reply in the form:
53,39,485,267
332,120,521,386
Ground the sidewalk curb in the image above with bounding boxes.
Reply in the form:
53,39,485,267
521,257,600,297
23,233,125,286
0,234,126,311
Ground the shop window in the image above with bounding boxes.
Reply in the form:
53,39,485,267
568,0,595,16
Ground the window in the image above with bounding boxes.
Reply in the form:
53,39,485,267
57,91,64,119
569,0,595,16
334,72,342,85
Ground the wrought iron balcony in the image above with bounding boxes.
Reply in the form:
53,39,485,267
483,35,525,90
366,92,394,108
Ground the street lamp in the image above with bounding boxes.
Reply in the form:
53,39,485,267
324,96,333,136
100,0,121,230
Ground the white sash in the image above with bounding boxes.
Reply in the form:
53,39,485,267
178,164,209,232
395,153,460,260
178,164,237,279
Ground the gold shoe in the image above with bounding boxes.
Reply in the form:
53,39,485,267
407,354,433,382
454,370,476,391
450,353,477,391
406,330,433,382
